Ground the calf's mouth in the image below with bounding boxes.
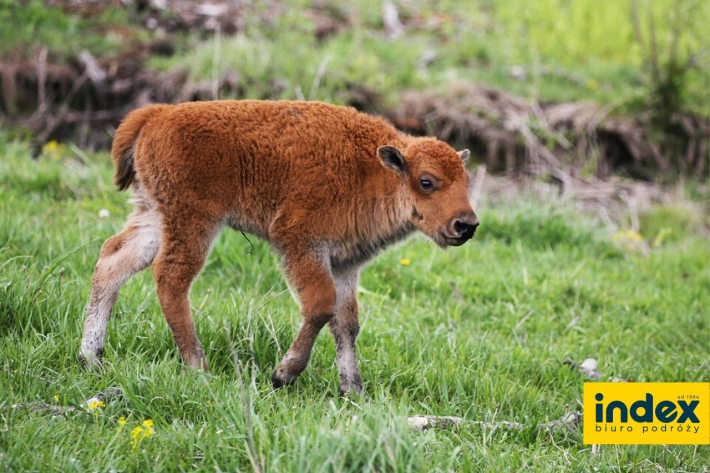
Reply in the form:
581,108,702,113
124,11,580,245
440,227,476,247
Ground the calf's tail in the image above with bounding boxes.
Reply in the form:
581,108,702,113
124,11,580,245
111,104,168,191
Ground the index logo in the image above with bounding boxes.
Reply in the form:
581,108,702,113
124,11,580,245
584,383,709,444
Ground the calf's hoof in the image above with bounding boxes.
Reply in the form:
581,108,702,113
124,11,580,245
271,367,300,389
79,348,103,370
339,376,363,397
184,351,210,372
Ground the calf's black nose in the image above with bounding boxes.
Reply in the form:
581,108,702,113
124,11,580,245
453,216,479,238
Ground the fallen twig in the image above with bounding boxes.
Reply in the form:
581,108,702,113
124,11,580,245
10,402,72,417
80,387,123,409
564,358,631,382
564,358,601,380
11,387,123,417
408,411,583,434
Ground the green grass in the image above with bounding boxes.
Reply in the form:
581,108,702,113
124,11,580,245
147,0,709,115
1,141,708,471
147,9,646,110
0,0,150,61
3,0,708,115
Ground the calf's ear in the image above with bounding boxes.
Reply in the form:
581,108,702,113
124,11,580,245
458,149,470,166
377,145,408,174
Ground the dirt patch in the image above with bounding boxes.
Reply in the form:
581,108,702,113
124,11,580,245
389,85,709,180
4,51,707,185
1,46,251,151
1,2,707,181
0,0,355,151
469,165,707,235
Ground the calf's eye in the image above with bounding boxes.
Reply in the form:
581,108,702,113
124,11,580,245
420,178,433,191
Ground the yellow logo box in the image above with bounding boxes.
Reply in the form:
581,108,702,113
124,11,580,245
583,383,709,445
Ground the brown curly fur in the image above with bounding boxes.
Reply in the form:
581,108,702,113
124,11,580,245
80,100,478,394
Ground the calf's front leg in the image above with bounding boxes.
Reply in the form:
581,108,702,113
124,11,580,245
271,250,336,388
330,270,362,395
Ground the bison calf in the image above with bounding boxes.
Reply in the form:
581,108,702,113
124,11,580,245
80,100,478,394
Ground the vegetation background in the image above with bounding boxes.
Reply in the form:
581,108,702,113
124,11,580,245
1,0,708,471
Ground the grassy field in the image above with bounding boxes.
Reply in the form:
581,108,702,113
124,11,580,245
150,0,709,114
1,141,708,471
5,0,709,115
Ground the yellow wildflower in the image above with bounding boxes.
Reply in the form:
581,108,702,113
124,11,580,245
42,140,59,154
400,258,410,266
612,229,645,253
587,79,598,91
42,140,66,157
142,419,155,438
53,394,59,402
87,399,106,412
131,426,143,450
626,230,643,242
613,229,643,242
130,420,156,450
118,416,126,427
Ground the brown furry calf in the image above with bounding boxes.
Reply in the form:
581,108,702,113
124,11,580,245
80,100,478,394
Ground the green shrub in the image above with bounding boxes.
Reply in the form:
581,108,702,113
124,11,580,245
477,201,616,254
639,204,704,245
0,0,142,60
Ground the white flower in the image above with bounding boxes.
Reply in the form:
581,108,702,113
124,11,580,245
98,209,110,219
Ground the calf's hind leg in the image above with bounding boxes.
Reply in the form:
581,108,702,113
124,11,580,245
80,208,162,367
152,216,221,371
272,250,336,388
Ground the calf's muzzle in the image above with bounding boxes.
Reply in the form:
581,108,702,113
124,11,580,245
445,211,479,245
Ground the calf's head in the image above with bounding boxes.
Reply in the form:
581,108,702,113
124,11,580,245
378,138,478,247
